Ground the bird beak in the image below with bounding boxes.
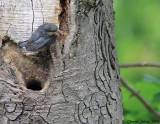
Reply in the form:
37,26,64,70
47,29,66,36
57,29,65,35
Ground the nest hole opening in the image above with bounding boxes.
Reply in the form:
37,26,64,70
26,79,43,91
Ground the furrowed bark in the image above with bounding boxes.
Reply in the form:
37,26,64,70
0,0,123,123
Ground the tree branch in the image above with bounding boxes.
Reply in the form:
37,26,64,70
119,62,160,68
120,77,160,119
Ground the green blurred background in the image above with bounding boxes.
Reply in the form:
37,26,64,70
114,0,160,121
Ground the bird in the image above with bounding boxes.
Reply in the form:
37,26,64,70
18,23,63,56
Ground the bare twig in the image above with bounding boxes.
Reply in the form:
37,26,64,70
120,77,160,119
119,62,160,68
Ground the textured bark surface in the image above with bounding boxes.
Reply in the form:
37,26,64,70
0,0,123,124
0,0,60,44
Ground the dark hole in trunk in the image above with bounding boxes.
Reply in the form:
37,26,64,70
26,79,43,91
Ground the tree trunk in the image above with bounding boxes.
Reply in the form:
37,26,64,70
0,0,123,124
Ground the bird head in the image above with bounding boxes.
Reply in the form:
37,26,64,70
43,23,64,36
43,23,58,32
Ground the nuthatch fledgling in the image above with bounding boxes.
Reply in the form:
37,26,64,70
18,23,63,56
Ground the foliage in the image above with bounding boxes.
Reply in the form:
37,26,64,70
114,0,160,120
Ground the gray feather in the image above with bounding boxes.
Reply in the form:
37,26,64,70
26,35,56,51
18,23,58,52
18,41,27,48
